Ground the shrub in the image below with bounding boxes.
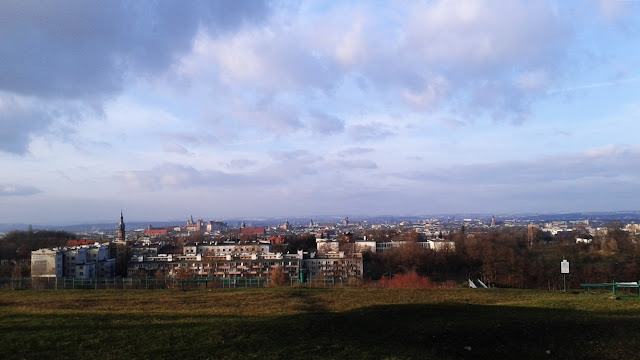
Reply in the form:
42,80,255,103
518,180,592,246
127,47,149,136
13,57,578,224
379,271,455,289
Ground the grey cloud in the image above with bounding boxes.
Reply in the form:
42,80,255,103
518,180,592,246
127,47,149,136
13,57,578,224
158,132,217,146
226,159,258,170
262,150,324,178
231,102,304,135
348,123,394,142
268,150,323,163
0,1,271,154
0,184,41,196
0,1,271,100
263,36,339,93
397,146,640,186
259,105,304,134
308,110,345,135
327,160,377,170
118,159,323,193
118,162,269,191
0,95,50,154
162,143,190,155
335,147,375,157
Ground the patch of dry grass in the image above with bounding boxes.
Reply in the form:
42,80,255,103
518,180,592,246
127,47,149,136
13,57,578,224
2,288,640,359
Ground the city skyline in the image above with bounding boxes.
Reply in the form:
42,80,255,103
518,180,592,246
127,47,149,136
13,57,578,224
2,1,640,224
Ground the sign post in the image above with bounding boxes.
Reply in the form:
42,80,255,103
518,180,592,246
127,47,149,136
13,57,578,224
561,256,570,293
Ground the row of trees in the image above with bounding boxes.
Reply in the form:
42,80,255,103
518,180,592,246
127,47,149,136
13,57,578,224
363,224,640,290
0,230,77,260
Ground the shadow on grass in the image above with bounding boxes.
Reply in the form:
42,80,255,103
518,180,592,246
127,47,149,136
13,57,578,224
1,300,638,360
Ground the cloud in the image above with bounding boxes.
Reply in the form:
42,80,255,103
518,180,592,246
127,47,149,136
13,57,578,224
338,0,569,121
335,147,375,157
0,93,50,154
547,77,640,95
327,160,378,170
0,184,41,196
516,70,550,92
162,143,190,155
226,159,258,170
261,150,326,179
118,157,326,193
402,76,449,110
0,1,272,154
180,22,338,94
118,162,264,191
169,0,576,141
441,118,468,130
157,131,218,147
0,1,271,100
308,110,345,135
397,145,640,186
268,150,323,163
348,123,394,142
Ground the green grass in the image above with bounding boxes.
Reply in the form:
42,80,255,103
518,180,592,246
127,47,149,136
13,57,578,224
2,288,640,359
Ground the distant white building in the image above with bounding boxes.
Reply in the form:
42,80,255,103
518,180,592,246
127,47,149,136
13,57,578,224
31,244,115,279
316,239,340,254
576,237,592,244
426,239,455,251
354,240,376,253
31,249,62,277
183,242,272,256
359,240,454,253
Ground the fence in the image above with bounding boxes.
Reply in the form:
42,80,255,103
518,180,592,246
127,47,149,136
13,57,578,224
0,277,358,290
1,277,178,290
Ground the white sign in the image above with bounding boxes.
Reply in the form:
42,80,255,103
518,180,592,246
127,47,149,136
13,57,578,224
561,259,569,274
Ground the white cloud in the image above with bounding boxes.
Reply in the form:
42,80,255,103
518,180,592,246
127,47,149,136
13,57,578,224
516,70,550,92
0,184,41,196
402,76,448,110
1,1,638,222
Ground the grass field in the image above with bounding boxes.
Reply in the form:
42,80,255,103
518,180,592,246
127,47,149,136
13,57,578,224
2,287,640,359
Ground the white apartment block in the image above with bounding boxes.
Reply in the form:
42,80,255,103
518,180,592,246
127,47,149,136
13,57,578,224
31,244,116,279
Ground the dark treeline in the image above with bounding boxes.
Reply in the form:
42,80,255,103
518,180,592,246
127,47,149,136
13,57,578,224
0,230,77,260
365,224,640,290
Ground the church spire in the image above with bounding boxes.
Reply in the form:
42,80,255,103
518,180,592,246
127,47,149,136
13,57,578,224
118,210,126,241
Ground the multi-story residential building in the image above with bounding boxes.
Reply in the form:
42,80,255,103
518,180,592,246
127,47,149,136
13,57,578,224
304,252,363,279
128,251,302,279
31,249,62,277
183,242,271,256
31,244,116,279
132,243,161,258
128,246,364,281
353,240,455,253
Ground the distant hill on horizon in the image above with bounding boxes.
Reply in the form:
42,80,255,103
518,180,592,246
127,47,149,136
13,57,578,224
2,211,640,233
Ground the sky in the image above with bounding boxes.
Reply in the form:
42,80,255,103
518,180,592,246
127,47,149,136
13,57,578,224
1,0,640,224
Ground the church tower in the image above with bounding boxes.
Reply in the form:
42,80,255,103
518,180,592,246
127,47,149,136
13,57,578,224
117,210,126,242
